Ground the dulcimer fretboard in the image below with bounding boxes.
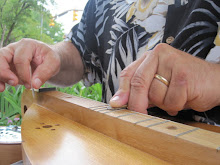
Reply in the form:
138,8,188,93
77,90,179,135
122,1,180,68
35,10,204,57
21,89,220,165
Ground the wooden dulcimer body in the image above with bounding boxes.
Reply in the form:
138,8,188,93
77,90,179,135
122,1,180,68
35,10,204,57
21,89,220,165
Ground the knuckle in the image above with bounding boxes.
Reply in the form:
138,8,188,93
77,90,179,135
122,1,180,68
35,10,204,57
153,43,179,61
0,47,9,53
15,38,35,50
173,68,188,86
153,43,168,53
131,73,146,90
120,68,132,79
0,48,13,60
19,38,30,44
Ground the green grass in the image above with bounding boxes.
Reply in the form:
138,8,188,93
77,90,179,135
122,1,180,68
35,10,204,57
0,82,102,126
57,82,102,101
0,85,25,126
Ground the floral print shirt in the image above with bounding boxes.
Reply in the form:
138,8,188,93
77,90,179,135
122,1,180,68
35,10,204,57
66,0,220,125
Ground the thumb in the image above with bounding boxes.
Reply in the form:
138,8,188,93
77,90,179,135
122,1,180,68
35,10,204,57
109,86,130,108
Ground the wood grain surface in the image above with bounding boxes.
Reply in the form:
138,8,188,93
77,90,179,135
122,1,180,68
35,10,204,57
0,144,22,165
22,104,169,165
21,89,220,165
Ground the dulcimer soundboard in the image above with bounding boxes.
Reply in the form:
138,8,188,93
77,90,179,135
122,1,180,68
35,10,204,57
21,89,220,165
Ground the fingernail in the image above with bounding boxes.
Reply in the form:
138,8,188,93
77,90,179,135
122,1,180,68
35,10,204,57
34,78,42,88
110,96,120,107
111,96,120,102
8,80,15,86
25,83,31,89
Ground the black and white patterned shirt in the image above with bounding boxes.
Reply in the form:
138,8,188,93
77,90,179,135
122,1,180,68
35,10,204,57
66,0,220,125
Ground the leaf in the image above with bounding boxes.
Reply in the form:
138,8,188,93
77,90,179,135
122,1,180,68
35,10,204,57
126,3,136,22
11,86,16,94
132,28,138,55
108,40,115,46
115,3,130,18
110,31,117,40
4,98,9,117
119,39,126,55
112,24,124,32
114,17,129,29
4,97,21,114
95,0,110,18
0,92,4,117
106,48,113,54
95,8,109,28
97,16,109,37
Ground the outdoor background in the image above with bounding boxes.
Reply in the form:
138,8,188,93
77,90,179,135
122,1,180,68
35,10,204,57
0,0,102,126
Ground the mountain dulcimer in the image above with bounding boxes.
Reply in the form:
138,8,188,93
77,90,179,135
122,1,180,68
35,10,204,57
21,89,220,165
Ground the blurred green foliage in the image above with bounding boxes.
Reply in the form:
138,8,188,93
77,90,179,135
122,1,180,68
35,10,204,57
0,85,25,126
0,83,102,126
57,82,102,102
0,0,64,46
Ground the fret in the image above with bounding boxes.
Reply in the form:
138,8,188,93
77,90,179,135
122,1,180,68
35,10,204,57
117,112,137,118
175,128,200,138
145,120,170,128
95,108,110,112
89,105,109,110
103,109,123,114
137,118,163,127
118,113,155,124
134,117,157,124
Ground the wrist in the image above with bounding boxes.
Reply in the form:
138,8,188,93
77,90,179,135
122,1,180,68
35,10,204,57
48,41,84,86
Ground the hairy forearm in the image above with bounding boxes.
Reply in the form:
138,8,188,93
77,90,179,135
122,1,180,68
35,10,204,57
47,41,84,87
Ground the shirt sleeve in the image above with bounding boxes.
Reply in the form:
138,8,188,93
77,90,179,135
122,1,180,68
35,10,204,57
65,0,102,87
205,22,220,63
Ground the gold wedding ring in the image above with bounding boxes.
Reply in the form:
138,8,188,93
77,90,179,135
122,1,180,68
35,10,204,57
154,74,169,86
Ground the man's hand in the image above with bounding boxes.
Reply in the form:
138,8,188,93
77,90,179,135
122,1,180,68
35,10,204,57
110,43,220,115
0,38,61,92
